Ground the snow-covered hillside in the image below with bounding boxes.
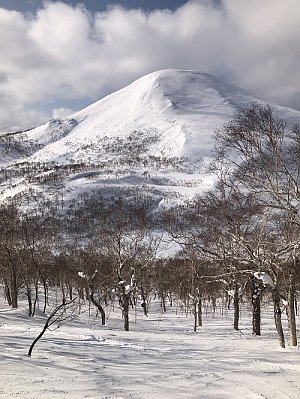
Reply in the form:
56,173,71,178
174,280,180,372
22,70,259,163
1,69,300,207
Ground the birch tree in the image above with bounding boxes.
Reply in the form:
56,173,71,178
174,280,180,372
214,103,300,346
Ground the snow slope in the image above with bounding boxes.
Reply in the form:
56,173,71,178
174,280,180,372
1,69,300,206
22,69,300,162
0,295,299,399
4,70,262,163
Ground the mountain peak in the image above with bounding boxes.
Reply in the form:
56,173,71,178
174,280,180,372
4,69,300,165
1,69,300,206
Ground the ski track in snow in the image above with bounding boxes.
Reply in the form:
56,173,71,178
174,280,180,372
0,299,299,399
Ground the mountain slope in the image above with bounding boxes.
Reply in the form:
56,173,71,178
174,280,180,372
22,70,259,163
1,69,300,208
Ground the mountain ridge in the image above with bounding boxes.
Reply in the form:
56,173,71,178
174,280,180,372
1,69,300,208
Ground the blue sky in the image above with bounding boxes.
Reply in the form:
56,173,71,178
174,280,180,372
0,0,190,13
0,0,299,131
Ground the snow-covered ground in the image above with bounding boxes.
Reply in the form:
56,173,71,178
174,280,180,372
1,295,299,399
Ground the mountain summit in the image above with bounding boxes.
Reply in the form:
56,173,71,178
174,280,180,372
15,69,260,164
1,69,300,206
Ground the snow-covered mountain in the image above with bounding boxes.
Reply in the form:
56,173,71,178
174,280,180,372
1,69,300,209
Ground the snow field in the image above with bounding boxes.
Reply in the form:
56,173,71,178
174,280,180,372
0,294,299,399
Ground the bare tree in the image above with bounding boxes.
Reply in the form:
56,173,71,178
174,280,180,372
28,297,77,357
78,268,106,325
90,199,160,331
0,202,24,309
213,103,300,347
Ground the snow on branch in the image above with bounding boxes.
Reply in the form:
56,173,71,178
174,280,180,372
253,271,274,287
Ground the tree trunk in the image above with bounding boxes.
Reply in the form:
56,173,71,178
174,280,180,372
26,282,33,317
118,283,130,331
68,283,73,300
61,284,66,303
28,323,48,357
32,279,39,316
271,288,285,348
140,282,148,316
161,292,166,312
212,296,217,315
251,276,261,335
226,291,231,310
233,284,239,331
123,294,130,331
193,301,197,332
10,266,18,309
90,292,106,325
29,250,48,313
169,292,173,307
287,269,297,347
42,277,48,313
197,291,203,327
3,278,12,306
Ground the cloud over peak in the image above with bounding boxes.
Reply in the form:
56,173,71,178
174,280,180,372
0,0,299,131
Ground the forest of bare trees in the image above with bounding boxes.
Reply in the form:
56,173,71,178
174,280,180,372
0,104,299,348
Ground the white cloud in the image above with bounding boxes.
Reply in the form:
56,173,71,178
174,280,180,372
0,0,300,131
52,107,75,119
